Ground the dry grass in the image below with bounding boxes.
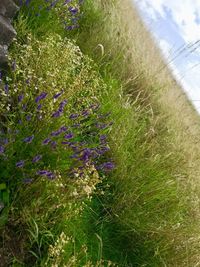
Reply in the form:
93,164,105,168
95,0,200,200
112,1,200,264
77,0,200,265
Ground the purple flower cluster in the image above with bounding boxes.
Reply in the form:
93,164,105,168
20,0,84,31
98,162,115,172
16,160,25,168
35,92,48,103
23,135,34,144
32,154,42,163
52,99,68,118
0,146,5,154
0,62,114,188
53,90,63,99
37,170,55,179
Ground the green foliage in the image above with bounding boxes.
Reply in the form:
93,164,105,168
0,183,10,227
0,14,116,266
0,0,197,266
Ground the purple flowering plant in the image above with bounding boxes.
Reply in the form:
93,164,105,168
19,0,84,32
0,69,114,193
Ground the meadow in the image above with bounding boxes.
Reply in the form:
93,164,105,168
1,0,200,266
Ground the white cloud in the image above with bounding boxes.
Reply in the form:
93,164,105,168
137,0,200,44
134,0,200,112
158,38,172,58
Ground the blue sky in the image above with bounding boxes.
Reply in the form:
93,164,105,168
133,0,200,112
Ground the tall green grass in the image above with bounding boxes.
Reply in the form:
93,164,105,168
1,0,200,266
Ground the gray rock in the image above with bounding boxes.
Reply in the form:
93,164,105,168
0,15,16,45
0,44,8,65
0,0,19,18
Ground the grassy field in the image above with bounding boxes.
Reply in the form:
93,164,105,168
1,0,200,266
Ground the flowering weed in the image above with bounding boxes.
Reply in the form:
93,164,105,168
0,33,114,212
17,0,84,37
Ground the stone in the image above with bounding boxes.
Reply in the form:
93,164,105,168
0,44,8,65
0,0,19,18
0,15,16,45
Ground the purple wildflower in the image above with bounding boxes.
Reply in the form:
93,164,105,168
37,170,55,179
100,135,107,144
98,162,115,171
26,115,32,121
89,103,100,110
0,146,5,154
23,135,34,144
16,160,25,168
97,146,110,155
82,110,90,117
64,133,74,139
37,104,42,110
26,78,30,85
46,172,55,180
66,25,72,30
58,99,68,112
61,141,71,145
96,123,108,129
18,94,24,102
4,84,9,94
69,113,79,120
52,111,61,118
47,0,59,9
32,154,42,163
53,90,63,99
42,138,51,145
3,138,8,144
100,135,107,141
60,126,68,132
50,129,61,136
68,6,78,14
80,148,91,162
25,0,31,6
37,170,49,175
35,92,48,103
22,104,27,110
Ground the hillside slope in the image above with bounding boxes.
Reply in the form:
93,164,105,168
1,0,200,266
76,0,200,265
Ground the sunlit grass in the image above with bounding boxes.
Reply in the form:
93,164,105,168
1,0,200,266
